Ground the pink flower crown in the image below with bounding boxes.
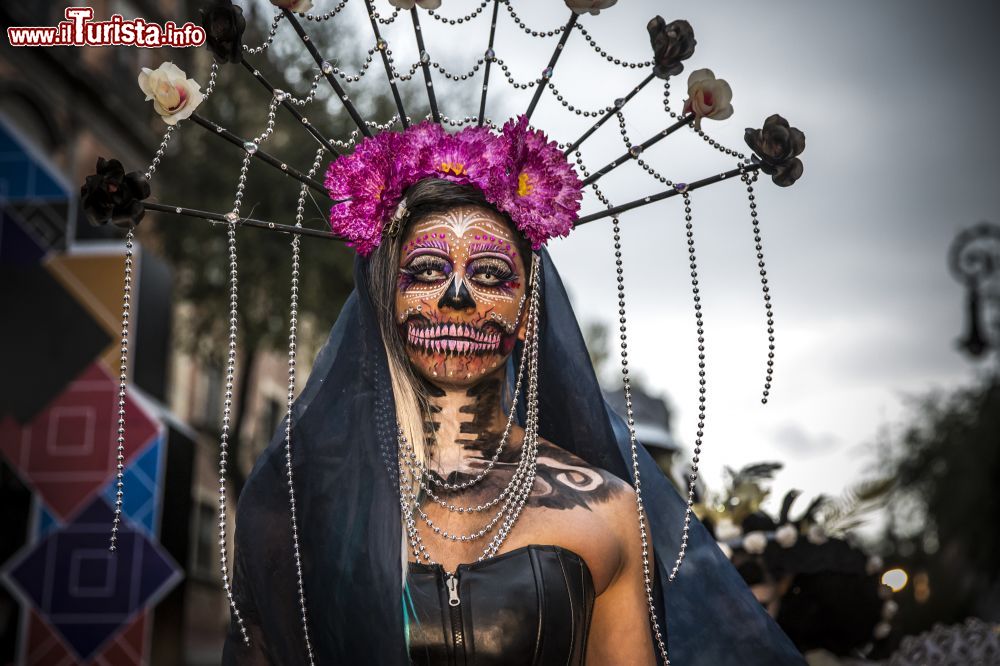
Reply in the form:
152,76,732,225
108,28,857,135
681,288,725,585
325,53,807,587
324,115,583,256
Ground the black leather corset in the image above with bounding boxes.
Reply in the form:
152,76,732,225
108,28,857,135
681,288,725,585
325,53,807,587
406,544,596,666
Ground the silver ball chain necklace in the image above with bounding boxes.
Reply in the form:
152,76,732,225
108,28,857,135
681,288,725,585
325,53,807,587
397,252,542,573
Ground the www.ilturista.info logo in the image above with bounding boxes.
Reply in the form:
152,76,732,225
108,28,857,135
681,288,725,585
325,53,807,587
7,7,206,48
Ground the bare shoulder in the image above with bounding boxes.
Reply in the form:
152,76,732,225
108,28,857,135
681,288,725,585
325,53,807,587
527,437,644,594
529,436,634,513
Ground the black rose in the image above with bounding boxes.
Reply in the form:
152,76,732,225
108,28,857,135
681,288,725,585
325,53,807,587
200,0,246,64
647,17,696,79
80,157,151,228
744,114,806,187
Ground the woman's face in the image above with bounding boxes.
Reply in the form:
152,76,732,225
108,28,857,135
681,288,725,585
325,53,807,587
394,204,530,387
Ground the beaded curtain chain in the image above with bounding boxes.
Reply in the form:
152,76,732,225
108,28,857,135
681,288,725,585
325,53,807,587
280,146,327,666
571,150,671,665
109,64,217,551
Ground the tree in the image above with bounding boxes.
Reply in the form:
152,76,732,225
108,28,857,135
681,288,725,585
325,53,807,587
879,374,1000,632
148,4,413,495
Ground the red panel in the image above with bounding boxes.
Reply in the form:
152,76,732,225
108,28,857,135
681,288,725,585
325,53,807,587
0,363,158,520
22,609,149,666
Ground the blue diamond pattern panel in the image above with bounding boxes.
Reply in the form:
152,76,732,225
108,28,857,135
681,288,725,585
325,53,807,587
0,118,70,202
34,501,60,538
2,496,182,662
31,434,164,540
100,434,164,537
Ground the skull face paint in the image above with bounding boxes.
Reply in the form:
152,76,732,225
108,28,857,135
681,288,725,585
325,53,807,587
395,205,529,386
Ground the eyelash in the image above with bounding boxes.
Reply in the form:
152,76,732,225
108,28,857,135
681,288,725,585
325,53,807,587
402,255,450,282
469,257,515,285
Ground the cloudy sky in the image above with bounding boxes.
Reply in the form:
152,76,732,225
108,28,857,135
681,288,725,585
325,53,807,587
261,0,1000,508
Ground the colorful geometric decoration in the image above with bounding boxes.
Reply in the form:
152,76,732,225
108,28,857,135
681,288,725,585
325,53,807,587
100,435,164,537
0,209,48,265
21,608,148,666
2,497,181,662
0,262,111,423
47,252,134,376
30,434,164,541
0,119,71,202
0,363,159,521
1,114,182,666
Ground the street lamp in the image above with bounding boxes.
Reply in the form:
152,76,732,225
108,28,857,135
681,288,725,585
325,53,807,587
948,222,1000,358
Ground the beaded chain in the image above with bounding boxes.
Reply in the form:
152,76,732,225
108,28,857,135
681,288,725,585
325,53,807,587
572,150,671,664
398,253,541,569
280,146,328,666
109,62,220,551
216,89,285,647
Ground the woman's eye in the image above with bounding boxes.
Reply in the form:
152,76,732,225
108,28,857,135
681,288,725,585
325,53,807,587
469,259,514,287
403,256,449,282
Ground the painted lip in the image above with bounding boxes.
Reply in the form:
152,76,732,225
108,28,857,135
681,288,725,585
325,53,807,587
404,320,503,355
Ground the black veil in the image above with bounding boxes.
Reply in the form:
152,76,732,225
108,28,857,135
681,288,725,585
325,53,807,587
222,247,804,665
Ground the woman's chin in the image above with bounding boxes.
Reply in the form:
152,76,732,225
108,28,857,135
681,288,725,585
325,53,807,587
408,349,508,386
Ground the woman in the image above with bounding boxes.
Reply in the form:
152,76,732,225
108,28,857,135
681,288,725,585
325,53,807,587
222,118,802,664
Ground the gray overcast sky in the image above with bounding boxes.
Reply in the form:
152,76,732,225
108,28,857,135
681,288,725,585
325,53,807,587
275,0,1000,505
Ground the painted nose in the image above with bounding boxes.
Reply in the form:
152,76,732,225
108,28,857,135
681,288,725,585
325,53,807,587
437,275,476,310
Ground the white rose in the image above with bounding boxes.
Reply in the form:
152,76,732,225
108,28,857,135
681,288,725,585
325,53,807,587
775,524,798,548
270,0,314,12
682,68,734,129
717,541,733,559
742,531,768,555
137,62,204,126
806,524,828,545
866,555,884,576
564,0,617,15
714,518,741,542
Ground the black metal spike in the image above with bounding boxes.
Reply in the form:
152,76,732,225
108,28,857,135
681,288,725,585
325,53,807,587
478,0,501,127
574,163,762,226
365,0,409,128
563,72,655,156
409,7,441,124
524,10,578,121
580,113,693,188
145,202,343,240
283,8,373,138
188,113,329,197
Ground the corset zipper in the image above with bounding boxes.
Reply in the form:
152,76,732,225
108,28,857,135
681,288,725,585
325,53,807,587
446,572,464,652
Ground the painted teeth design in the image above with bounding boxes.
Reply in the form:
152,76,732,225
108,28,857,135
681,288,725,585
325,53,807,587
406,322,503,355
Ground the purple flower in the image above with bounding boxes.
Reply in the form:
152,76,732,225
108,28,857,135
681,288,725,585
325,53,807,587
325,131,405,256
323,114,583,256
415,125,507,197
396,119,445,177
499,115,582,249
